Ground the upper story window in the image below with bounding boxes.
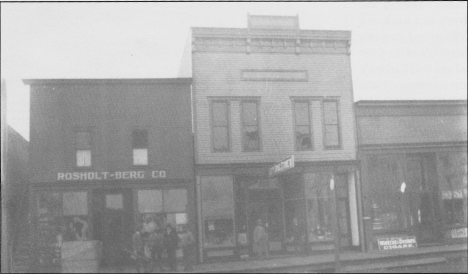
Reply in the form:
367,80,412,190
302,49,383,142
241,101,260,151
323,100,341,149
211,101,230,152
133,130,148,166
76,131,92,167
294,101,312,150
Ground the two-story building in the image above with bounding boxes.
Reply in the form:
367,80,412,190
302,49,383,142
356,100,467,251
25,78,195,271
179,15,362,262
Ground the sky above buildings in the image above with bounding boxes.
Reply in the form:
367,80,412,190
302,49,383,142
1,2,467,140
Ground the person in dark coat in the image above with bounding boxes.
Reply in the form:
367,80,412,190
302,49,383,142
149,227,165,272
163,224,180,272
180,225,195,272
132,225,145,273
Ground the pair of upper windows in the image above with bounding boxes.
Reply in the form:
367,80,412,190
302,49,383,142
293,100,340,150
212,101,260,152
211,99,341,152
75,130,148,167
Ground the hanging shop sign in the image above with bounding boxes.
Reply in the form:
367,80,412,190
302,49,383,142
377,236,417,251
269,155,294,177
57,170,166,181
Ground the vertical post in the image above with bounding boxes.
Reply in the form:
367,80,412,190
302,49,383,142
330,173,341,272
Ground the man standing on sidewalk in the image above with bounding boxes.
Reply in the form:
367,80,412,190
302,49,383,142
132,225,145,273
254,219,269,259
180,225,195,272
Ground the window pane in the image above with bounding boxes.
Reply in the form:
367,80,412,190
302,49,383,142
295,102,310,126
63,192,88,216
138,190,163,213
305,173,334,242
133,148,148,165
201,176,235,248
76,150,91,167
76,132,91,149
437,151,467,225
242,102,258,126
133,130,148,148
243,126,259,151
325,125,339,147
296,126,311,149
324,101,338,125
212,102,228,126
213,126,229,151
163,189,187,213
105,194,123,210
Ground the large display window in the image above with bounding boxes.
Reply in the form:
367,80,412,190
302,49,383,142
137,189,188,233
437,151,467,227
62,191,89,241
283,175,306,243
200,176,235,248
305,173,334,242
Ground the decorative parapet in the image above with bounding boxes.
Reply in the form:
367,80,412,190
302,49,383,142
191,27,351,55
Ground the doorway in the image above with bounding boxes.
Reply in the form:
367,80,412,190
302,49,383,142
92,189,133,267
246,179,285,255
406,153,442,244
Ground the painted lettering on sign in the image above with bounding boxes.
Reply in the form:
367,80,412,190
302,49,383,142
451,228,467,238
57,170,166,181
377,236,417,251
269,156,295,177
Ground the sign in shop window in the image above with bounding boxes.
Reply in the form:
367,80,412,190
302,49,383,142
377,236,417,251
451,228,467,239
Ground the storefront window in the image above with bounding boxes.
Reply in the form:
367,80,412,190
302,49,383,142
283,174,306,243
201,176,235,248
63,192,89,241
368,154,410,231
36,191,62,267
137,189,188,233
438,151,468,226
305,173,334,242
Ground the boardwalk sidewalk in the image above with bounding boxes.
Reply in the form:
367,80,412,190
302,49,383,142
99,243,467,273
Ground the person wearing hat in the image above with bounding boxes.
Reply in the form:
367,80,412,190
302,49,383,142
253,219,269,259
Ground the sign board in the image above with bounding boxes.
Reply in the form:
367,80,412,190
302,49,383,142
451,228,467,238
377,236,417,251
57,170,166,181
269,156,294,177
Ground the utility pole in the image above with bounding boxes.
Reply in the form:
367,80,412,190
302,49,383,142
330,173,341,273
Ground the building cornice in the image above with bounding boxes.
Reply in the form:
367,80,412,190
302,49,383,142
23,78,192,86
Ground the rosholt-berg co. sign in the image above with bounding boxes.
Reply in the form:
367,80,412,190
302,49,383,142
57,170,166,181
377,236,417,251
269,155,295,177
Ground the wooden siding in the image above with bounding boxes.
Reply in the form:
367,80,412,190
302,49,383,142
193,52,356,164
357,114,467,146
29,81,193,183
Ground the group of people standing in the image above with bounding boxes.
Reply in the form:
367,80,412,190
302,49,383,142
132,223,195,273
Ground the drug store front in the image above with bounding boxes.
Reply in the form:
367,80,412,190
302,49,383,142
31,169,195,271
196,160,361,262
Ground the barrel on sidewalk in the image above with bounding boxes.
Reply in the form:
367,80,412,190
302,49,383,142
61,240,102,273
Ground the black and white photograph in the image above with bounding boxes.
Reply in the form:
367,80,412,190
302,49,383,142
1,2,466,273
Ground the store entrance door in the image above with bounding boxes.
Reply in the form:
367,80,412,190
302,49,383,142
406,153,442,244
246,179,285,255
93,189,133,267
